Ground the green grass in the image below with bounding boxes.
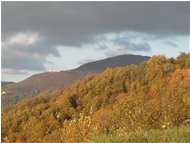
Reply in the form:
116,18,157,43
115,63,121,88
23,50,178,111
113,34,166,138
90,126,190,143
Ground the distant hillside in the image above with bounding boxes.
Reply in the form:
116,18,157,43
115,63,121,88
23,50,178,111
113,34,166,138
1,81,15,87
1,71,88,107
2,54,149,107
2,53,190,143
75,54,149,72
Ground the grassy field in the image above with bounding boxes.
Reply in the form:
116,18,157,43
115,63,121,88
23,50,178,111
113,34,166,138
91,126,190,143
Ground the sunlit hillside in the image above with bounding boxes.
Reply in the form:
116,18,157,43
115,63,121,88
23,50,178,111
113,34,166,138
2,52,190,143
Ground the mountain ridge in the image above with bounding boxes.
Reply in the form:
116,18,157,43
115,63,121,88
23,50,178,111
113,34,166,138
2,54,150,107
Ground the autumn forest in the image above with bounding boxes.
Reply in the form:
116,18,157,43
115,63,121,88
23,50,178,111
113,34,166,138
2,52,190,143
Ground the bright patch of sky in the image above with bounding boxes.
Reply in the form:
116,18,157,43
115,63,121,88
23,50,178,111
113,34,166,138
45,32,189,72
2,31,189,82
45,45,106,71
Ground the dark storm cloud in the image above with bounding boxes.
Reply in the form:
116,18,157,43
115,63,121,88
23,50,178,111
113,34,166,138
2,2,189,47
1,2,189,74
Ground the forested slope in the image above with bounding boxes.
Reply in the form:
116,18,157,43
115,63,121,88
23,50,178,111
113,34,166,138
2,53,190,143
2,54,149,107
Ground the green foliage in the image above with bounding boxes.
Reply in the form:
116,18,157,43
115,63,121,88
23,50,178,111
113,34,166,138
185,54,190,68
92,126,190,143
2,52,190,143
176,52,189,68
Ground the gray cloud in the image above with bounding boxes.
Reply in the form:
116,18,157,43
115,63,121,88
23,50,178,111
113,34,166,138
127,43,151,52
162,41,179,48
2,32,60,74
105,44,127,57
114,35,151,52
2,68,27,75
105,41,151,57
1,2,189,75
2,2,189,47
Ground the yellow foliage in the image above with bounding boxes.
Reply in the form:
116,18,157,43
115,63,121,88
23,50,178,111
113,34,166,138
2,52,190,142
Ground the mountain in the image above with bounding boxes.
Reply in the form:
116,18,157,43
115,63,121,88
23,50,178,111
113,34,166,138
75,54,150,72
1,81,15,87
1,71,88,107
2,54,149,107
2,53,190,143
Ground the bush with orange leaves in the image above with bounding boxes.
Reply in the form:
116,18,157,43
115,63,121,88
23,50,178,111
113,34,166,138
111,69,190,136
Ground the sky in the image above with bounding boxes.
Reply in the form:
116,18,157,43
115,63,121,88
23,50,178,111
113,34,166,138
1,1,190,82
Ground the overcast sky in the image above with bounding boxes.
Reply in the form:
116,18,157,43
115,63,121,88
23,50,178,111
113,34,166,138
2,1,190,82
